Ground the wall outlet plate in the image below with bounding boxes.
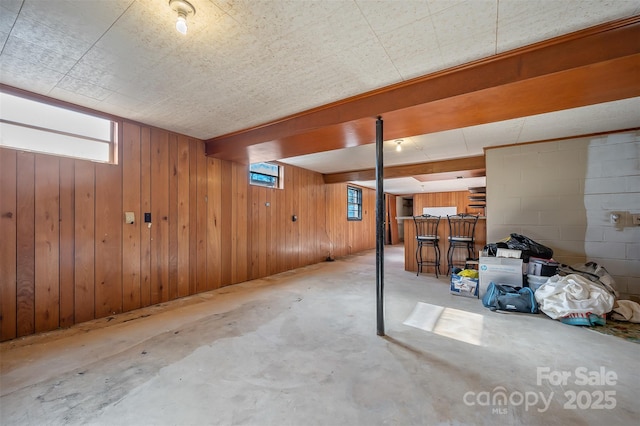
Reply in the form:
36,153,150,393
124,212,135,224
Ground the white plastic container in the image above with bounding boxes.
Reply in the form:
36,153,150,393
527,274,550,292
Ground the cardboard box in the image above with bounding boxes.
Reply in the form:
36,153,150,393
450,274,479,298
479,256,523,297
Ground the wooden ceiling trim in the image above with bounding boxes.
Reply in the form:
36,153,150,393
323,156,486,184
206,16,640,164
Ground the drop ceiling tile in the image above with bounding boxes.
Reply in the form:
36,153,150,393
356,0,433,35
462,117,525,151
67,48,134,93
95,0,184,66
496,0,639,53
518,99,640,143
497,1,577,53
0,1,19,47
9,15,92,60
162,13,262,82
375,15,444,80
431,0,497,44
425,0,470,15
222,0,346,44
2,36,78,74
48,86,102,111
55,75,113,101
302,13,376,60
412,129,469,160
19,0,130,44
438,35,495,70
101,92,151,117
0,52,64,94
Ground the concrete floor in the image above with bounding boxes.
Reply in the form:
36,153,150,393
1,246,638,426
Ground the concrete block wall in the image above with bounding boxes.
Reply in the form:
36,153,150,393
486,130,640,300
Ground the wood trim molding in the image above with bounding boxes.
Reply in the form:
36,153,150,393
323,156,486,183
205,16,640,165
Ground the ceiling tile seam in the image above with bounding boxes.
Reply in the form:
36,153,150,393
428,8,447,73
352,0,403,82
515,117,526,144
461,127,470,153
0,0,24,56
494,0,500,56
58,1,137,97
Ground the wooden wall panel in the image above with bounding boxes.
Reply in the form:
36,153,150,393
15,152,35,337
232,163,250,284
139,127,152,307
74,161,95,323
0,149,17,340
188,139,198,295
249,186,262,279
122,122,141,312
195,141,208,293
272,179,284,273
299,170,311,265
386,194,399,245
168,134,179,300
206,157,222,290
177,136,190,298
58,158,75,328
1,122,377,341
94,161,122,318
284,167,295,270
34,155,60,332
150,129,169,304
324,183,376,258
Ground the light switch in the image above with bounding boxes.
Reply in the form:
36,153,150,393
125,211,135,224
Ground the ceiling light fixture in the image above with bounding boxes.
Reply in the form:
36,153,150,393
169,0,196,35
395,139,403,152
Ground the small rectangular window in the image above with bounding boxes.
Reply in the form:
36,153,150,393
249,162,282,188
0,91,117,163
347,186,362,221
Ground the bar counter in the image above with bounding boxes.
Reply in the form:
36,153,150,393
398,216,486,275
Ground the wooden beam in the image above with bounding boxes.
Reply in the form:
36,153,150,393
323,156,486,183
205,16,640,164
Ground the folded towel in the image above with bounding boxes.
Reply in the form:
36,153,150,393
611,300,640,323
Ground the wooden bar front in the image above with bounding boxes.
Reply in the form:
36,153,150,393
402,217,486,275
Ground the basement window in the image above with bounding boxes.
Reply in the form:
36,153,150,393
249,162,282,188
0,91,117,163
347,186,362,221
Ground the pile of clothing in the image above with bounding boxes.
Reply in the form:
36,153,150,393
535,262,640,325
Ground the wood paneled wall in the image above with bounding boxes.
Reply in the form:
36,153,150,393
0,121,375,341
413,191,485,216
325,183,376,258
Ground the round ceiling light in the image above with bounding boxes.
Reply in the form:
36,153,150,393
169,0,196,35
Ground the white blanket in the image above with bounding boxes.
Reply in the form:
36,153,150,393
534,274,615,319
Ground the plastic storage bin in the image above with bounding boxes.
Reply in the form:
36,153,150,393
527,274,550,292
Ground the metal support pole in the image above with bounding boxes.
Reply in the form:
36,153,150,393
375,116,385,336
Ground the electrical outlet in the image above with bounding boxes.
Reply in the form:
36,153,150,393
632,214,640,226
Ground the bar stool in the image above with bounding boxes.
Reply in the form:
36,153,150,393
446,213,479,275
413,214,441,278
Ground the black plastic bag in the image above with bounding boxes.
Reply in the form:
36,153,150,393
504,233,553,261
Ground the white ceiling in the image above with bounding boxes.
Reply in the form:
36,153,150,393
1,0,639,194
